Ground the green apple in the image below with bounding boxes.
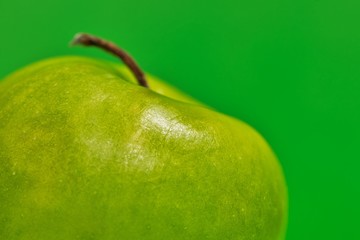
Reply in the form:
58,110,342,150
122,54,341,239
0,34,287,239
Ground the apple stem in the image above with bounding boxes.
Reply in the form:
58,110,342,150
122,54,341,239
71,33,149,88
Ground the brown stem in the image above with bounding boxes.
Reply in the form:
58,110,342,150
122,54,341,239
71,33,148,88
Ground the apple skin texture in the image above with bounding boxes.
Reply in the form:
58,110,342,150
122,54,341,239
0,57,287,240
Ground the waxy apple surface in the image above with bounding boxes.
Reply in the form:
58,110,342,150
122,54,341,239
0,57,287,239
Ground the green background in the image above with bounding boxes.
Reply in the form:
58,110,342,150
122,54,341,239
0,0,359,239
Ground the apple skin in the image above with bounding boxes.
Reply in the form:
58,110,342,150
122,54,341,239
0,57,287,239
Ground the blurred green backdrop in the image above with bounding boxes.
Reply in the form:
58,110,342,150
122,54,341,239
1,0,359,239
